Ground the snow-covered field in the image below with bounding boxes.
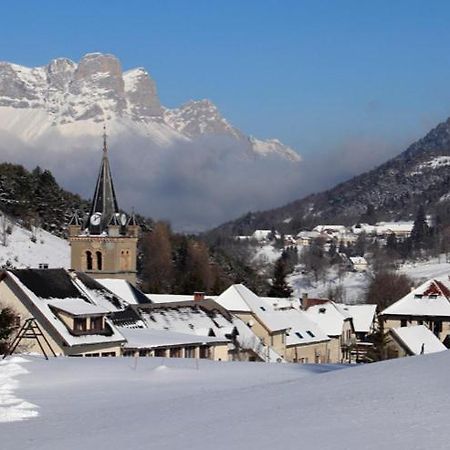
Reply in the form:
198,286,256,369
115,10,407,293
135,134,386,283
2,352,450,449
0,220,69,269
289,254,450,304
289,267,369,303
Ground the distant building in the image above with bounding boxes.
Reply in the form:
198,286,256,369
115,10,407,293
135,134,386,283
348,256,368,272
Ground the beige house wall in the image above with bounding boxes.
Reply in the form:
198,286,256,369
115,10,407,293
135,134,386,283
327,337,342,363
69,235,138,285
0,280,64,355
284,340,330,363
382,317,450,341
124,343,229,361
235,311,286,356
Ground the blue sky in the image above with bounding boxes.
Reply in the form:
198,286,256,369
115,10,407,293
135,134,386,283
2,0,450,161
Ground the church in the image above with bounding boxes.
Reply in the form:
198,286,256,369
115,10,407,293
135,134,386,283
68,132,140,285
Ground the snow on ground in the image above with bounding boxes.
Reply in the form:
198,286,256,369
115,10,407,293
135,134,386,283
0,219,69,269
289,255,450,304
2,352,450,449
252,243,282,265
289,267,369,304
399,256,450,284
0,357,38,423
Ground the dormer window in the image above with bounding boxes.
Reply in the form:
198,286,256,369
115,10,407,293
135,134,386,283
48,299,109,336
414,294,423,299
319,308,326,314
429,294,438,299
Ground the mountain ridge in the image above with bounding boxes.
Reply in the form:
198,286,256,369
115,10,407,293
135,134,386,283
0,52,300,162
207,116,450,237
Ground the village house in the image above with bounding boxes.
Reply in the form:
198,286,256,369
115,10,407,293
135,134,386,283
348,256,369,272
387,325,446,357
302,296,356,363
0,268,126,357
214,284,335,363
341,304,377,362
113,298,280,362
379,275,450,342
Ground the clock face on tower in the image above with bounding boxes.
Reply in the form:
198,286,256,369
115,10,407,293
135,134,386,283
120,213,127,226
90,213,102,226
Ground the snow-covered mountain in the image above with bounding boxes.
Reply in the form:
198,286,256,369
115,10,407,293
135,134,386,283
0,53,300,161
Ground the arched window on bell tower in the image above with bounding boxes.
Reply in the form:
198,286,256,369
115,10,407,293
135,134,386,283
86,251,93,271
96,251,103,271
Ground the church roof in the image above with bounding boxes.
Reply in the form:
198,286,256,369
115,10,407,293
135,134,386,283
87,130,119,234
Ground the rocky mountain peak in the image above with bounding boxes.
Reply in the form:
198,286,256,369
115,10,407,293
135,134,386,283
0,53,300,162
164,98,242,139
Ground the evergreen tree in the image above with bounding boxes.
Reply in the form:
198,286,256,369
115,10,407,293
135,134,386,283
268,257,293,297
0,306,16,354
410,206,429,248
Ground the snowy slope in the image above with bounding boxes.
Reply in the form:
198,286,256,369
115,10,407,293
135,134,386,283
0,218,69,269
2,352,450,449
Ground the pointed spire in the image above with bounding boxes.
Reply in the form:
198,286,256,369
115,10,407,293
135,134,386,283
87,128,119,234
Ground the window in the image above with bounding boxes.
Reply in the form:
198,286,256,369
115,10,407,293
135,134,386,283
295,332,303,339
306,330,315,338
319,308,326,314
74,318,87,332
170,347,182,358
400,319,407,327
154,348,166,357
199,346,209,359
90,316,103,331
96,251,103,271
185,347,196,358
86,251,93,270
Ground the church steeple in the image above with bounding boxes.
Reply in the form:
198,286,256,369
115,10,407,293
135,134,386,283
69,129,140,285
87,127,120,234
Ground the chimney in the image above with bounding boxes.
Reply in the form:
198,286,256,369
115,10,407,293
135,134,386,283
301,293,308,310
194,291,205,302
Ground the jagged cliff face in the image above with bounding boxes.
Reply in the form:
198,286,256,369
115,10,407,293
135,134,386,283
0,53,299,162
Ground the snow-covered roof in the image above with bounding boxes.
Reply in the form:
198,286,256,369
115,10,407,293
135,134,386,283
146,293,200,303
48,298,110,316
96,278,150,305
260,297,299,310
5,269,125,348
252,230,273,241
381,275,450,317
304,301,351,337
123,299,284,363
313,225,347,233
215,284,253,312
349,257,368,265
119,327,228,349
296,230,322,239
216,285,288,332
390,325,447,355
375,221,414,235
275,309,330,346
341,304,376,333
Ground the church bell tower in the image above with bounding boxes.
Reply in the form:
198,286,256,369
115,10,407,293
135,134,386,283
68,130,140,285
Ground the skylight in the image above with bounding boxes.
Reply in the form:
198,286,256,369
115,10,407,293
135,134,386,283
295,332,303,339
306,330,315,337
